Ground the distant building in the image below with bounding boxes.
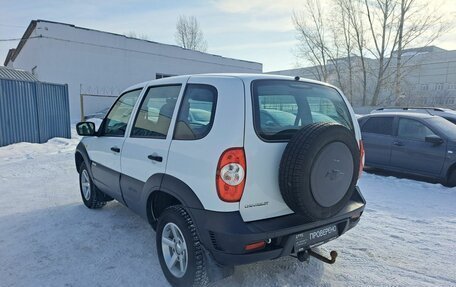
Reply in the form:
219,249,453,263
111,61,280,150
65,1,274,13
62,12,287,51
4,20,262,121
268,46,456,109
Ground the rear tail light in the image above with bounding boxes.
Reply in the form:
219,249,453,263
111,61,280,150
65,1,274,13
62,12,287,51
359,140,365,178
216,148,246,202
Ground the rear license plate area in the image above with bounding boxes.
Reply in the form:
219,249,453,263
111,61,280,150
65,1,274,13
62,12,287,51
294,224,338,253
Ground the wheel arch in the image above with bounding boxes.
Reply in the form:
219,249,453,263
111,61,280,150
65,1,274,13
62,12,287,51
75,142,93,176
142,173,204,225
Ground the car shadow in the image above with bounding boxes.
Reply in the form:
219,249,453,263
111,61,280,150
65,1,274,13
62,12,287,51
215,254,327,286
363,167,443,185
0,201,328,287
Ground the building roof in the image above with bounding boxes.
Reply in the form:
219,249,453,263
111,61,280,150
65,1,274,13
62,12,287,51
4,19,262,68
0,66,38,81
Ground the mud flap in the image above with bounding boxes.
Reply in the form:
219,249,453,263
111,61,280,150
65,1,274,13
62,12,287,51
201,245,234,282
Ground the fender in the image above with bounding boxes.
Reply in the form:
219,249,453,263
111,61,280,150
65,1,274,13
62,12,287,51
75,142,93,177
140,173,204,221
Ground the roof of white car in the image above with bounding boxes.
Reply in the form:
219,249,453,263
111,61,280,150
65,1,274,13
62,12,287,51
123,73,336,94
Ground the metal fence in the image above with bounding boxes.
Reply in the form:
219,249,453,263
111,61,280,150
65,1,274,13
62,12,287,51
0,79,70,147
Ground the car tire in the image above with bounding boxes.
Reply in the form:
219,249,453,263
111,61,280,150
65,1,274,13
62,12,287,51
279,122,360,221
79,162,107,209
156,205,209,287
446,168,456,187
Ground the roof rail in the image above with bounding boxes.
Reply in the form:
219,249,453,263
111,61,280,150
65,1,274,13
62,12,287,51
375,107,447,112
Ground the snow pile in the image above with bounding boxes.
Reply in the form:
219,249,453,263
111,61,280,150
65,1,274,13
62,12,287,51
0,128,80,165
0,135,455,287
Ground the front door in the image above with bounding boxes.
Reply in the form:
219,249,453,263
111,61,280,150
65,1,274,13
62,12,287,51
121,83,184,212
86,88,142,202
390,117,446,176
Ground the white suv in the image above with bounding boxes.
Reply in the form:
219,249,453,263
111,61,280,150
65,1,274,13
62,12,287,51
75,74,366,287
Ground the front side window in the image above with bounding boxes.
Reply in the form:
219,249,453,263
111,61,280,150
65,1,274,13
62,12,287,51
101,89,142,136
252,80,353,141
174,84,217,140
397,118,435,141
131,85,181,139
362,117,394,135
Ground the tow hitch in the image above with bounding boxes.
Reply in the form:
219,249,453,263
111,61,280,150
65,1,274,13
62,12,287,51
296,249,338,264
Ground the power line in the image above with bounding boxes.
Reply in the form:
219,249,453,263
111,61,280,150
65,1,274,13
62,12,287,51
0,36,42,42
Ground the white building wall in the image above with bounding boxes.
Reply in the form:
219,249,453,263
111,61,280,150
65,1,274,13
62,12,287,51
8,21,262,121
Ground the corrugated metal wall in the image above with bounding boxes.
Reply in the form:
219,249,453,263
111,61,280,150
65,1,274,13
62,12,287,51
0,79,70,147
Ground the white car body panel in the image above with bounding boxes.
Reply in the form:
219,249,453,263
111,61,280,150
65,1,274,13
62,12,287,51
121,78,188,183
82,73,361,222
166,75,245,212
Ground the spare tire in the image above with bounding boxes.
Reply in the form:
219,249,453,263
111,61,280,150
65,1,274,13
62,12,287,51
279,122,360,221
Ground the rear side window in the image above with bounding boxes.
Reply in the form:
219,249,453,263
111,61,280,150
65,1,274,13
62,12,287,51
174,84,217,140
361,117,394,135
252,80,353,141
131,85,181,139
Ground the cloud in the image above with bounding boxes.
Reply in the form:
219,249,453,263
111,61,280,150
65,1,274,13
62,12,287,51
211,0,303,14
212,40,298,52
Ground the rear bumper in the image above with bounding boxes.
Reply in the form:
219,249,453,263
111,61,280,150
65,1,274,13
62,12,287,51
187,186,365,266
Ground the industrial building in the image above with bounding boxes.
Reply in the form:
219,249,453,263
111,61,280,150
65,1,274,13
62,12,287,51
4,20,262,121
269,46,456,109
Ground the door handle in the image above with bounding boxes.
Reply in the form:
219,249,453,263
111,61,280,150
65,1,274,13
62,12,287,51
148,154,163,162
110,146,121,153
393,141,403,147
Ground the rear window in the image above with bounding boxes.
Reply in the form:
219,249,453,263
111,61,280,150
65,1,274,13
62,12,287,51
252,80,353,141
361,117,394,135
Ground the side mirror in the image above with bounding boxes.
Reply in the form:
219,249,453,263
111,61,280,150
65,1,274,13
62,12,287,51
76,122,96,136
425,135,443,145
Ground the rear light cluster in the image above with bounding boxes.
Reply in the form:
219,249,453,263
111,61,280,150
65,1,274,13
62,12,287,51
359,140,365,178
216,148,246,202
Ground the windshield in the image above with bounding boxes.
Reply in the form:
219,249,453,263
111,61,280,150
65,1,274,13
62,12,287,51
428,117,456,140
252,80,353,141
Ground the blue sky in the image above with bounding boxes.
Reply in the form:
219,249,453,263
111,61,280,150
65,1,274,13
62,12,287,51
1,0,455,72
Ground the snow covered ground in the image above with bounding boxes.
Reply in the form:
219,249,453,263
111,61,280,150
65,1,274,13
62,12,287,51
0,134,455,287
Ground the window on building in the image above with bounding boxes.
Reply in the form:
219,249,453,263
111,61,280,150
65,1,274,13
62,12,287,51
174,84,217,140
361,117,394,136
397,118,435,141
421,84,429,91
101,89,142,136
131,85,181,139
435,83,444,91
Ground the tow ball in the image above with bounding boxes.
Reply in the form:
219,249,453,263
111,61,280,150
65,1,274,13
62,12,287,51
296,249,338,264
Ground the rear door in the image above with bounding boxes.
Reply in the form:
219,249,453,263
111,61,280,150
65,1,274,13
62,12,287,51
390,117,446,175
241,79,357,222
120,83,184,212
360,116,394,167
166,76,245,212
86,89,142,202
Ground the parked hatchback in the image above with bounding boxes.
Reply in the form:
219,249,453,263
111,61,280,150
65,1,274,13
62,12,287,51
372,107,456,125
358,112,456,185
